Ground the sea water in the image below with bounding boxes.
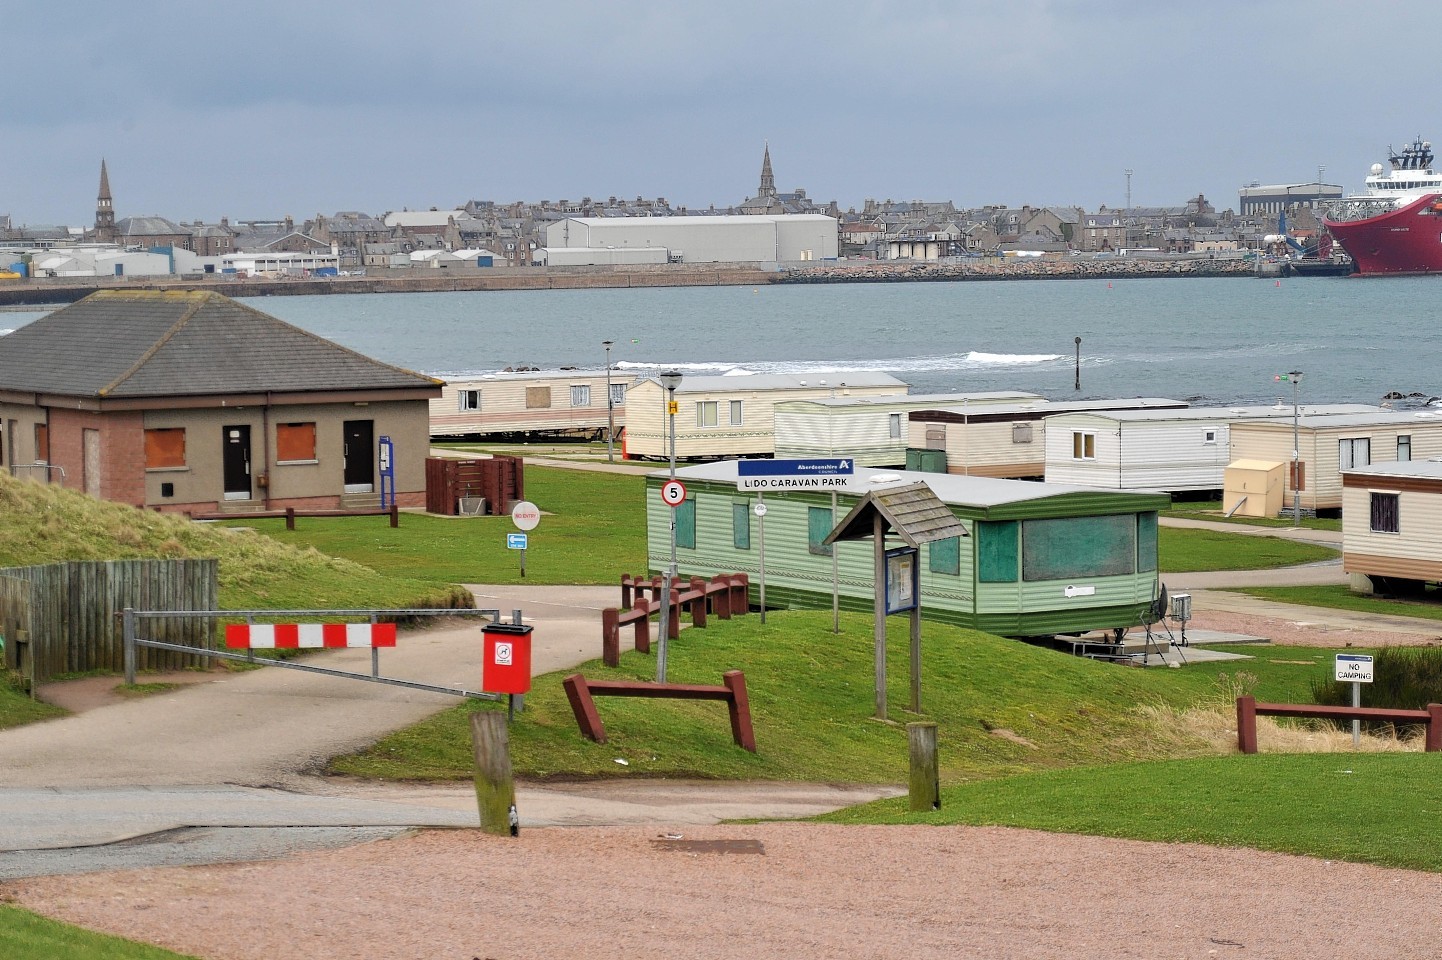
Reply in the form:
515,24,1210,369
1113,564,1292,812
4,275,1436,405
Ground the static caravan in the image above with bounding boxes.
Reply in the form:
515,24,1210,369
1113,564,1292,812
645,461,1170,637
429,369,636,439
1341,460,1442,592
625,372,908,460
1043,404,1378,492
1230,411,1442,512
774,391,1042,467
908,398,1188,479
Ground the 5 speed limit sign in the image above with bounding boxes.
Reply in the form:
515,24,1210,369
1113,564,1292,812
660,479,687,507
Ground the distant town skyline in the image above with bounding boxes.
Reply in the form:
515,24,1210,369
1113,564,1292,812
4,1,1440,225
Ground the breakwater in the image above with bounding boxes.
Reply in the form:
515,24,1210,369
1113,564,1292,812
778,257,1258,283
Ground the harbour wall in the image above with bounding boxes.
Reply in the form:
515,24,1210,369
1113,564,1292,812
0,257,1264,307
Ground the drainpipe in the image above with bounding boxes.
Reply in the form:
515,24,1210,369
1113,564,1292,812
261,392,272,509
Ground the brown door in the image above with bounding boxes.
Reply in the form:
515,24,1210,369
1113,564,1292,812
83,429,101,497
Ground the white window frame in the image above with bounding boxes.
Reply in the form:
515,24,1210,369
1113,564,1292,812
570,384,591,407
609,383,626,407
457,389,481,412
729,400,743,426
1339,437,1371,472
1072,431,1096,461
697,401,718,428
1202,428,1217,445
1397,435,1412,462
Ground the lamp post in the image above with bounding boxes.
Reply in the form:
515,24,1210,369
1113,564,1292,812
1289,370,1303,526
657,370,683,682
603,340,615,462
1074,336,1082,391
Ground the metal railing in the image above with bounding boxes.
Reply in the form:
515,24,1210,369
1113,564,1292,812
122,607,520,701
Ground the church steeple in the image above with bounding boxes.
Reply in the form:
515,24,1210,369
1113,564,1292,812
94,159,116,243
757,143,776,200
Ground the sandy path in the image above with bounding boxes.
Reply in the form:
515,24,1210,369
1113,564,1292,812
10,823,1442,960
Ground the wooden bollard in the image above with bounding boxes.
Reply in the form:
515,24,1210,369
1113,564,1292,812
389,501,399,528
285,506,296,531
470,711,518,836
601,608,620,667
620,574,633,609
634,599,651,653
667,589,682,638
1236,694,1258,755
712,575,731,619
907,722,939,812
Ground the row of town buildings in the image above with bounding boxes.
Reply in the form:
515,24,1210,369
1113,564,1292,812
2,149,1335,276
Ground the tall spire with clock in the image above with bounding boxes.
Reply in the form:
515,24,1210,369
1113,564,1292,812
94,159,116,244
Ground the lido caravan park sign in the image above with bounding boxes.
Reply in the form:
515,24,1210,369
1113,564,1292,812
737,458,856,491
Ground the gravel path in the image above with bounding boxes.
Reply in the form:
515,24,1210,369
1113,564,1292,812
10,823,1442,960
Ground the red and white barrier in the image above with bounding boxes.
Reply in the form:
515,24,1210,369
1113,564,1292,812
224,623,397,649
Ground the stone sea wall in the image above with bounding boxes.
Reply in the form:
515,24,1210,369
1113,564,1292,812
777,257,1258,283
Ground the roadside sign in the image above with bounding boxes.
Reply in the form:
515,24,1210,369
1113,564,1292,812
507,533,528,550
660,479,687,506
1335,653,1374,683
737,457,855,491
753,502,768,517
511,500,541,531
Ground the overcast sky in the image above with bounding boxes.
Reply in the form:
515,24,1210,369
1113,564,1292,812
3,1,1435,225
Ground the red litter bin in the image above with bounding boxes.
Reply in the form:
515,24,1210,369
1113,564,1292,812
482,622,533,695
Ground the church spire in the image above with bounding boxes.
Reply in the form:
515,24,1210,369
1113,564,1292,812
94,159,116,243
757,142,776,200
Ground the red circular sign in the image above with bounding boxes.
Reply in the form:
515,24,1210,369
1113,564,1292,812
660,480,687,507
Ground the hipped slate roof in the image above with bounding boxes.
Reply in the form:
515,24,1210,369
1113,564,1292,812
0,290,441,399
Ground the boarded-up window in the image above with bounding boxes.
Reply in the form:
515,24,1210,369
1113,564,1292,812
733,502,751,549
1370,492,1400,534
925,425,945,450
1290,461,1306,491
526,386,551,409
35,423,49,462
1137,512,1158,573
928,536,961,576
808,506,834,556
276,422,317,462
144,428,186,469
1012,422,1033,444
889,413,902,439
1022,515,1136,581
676,499,696,549
977,520,1019,582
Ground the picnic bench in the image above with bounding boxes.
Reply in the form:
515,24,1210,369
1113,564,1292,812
562,670,757,752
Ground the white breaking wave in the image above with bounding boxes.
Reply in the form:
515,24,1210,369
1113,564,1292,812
964,351,1063,366
433,353,1073,380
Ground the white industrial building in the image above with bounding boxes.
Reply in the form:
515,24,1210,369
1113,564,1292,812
543,214,838,265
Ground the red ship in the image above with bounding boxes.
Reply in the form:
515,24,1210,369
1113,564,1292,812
1323,137,1442,275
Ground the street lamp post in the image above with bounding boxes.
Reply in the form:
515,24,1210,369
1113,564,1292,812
1289,370,1303,526
603,340,615,462
1074,336,1082,391
657,370,683,682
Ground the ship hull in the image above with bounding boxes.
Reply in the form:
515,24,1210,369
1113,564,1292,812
1324,193,1442,275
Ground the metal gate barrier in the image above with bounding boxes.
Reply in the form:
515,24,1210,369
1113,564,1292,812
122,607,521,701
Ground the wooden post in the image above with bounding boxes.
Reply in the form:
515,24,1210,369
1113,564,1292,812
873,512,887,720
470,711,518,836
722,670,758,753
1427,703,1442,753
601,608,620,667
389,500,399,528
285,507,296,531
907,722,939,811
1236,695,1258,754
621,574,633,609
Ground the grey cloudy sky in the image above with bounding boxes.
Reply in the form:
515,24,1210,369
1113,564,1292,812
2,1,1433,225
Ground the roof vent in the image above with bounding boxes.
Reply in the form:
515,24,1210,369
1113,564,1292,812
869,473,903,484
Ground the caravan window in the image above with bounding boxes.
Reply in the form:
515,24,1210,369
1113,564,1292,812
697,401,719,428
1071,431,1096,460
1398,435,1412,461
1370,492,1400,534
1339,437,1371,471
458,389,480,412
890,413,902,439
570,385,591,407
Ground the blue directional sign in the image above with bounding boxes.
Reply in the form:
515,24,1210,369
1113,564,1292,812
507,533,528,550
737,458,856,491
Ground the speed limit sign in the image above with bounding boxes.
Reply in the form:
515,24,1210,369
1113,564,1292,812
660,479,687,507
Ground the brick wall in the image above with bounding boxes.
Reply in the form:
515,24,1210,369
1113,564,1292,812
48,408,146,505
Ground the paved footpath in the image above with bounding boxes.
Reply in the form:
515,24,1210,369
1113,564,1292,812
0,584,900,879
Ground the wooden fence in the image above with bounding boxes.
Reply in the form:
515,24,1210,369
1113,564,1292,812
0,559,219,683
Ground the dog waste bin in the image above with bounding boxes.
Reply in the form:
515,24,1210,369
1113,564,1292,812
482,622,533,695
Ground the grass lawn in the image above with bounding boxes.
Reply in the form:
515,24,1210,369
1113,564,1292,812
820,752,1442,872
331,610,1334,784
1238,584,1442,624
1158,527,1336,572
216,466,647,585
0,905,198,960
0,677,64,731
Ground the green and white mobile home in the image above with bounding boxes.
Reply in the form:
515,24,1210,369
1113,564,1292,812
646,461,1170,637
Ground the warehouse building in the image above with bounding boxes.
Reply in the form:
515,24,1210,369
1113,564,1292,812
543,214,838,265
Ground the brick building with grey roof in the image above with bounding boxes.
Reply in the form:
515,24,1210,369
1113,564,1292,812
0,290,441,513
